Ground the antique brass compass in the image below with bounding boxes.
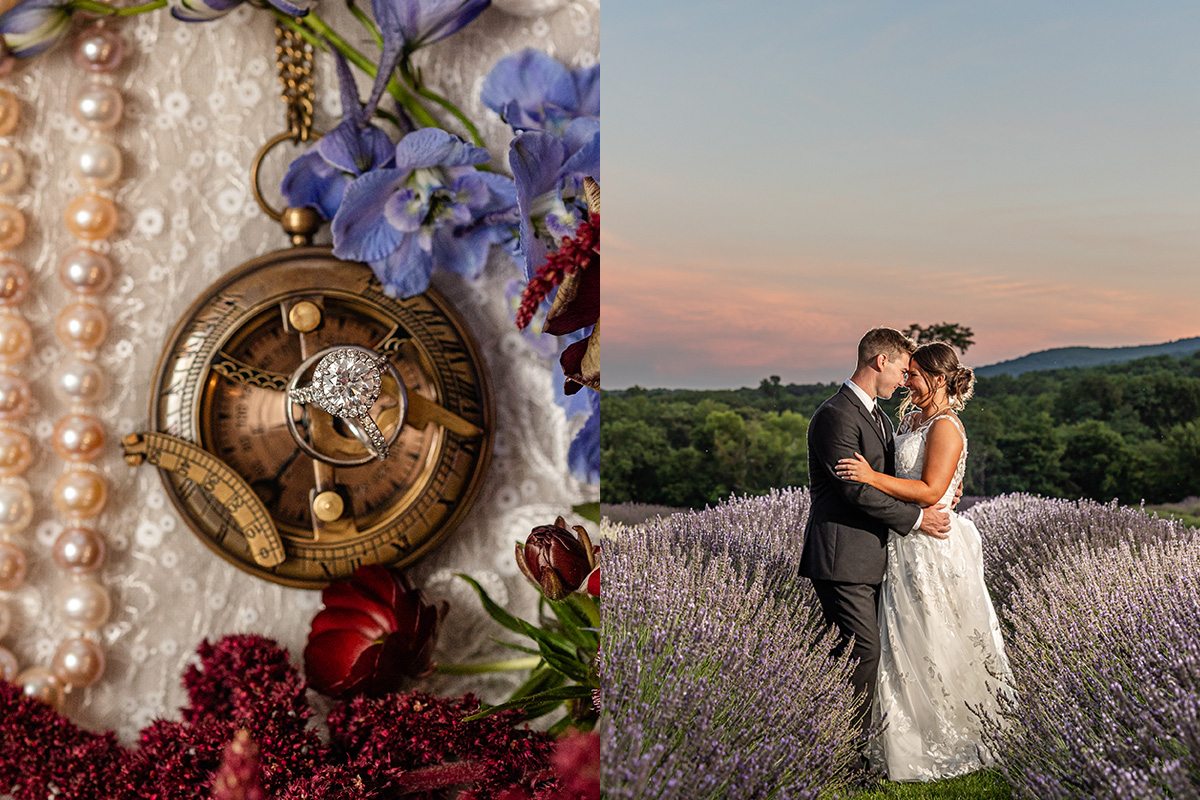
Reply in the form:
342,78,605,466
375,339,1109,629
121,30,493,588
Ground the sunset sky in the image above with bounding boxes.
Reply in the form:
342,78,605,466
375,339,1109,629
604,1,1200,389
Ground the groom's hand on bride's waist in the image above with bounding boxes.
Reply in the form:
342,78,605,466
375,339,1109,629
918,505,951,539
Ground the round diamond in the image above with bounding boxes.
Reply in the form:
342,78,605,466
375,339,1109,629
316,350,381,415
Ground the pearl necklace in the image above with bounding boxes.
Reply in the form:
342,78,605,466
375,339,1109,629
0,22,125,710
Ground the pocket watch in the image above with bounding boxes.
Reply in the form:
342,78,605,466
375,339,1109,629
123,236,493,589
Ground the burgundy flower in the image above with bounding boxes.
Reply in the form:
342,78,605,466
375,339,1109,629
516,517,597,601
304,565,443,698
210,729,264,800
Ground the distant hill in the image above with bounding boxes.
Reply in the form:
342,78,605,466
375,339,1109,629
976,337,1200,378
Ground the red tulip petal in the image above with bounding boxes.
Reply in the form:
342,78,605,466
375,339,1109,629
322,582,400,631
304,629,377,696
586,567,601,597
351,564,402,609
309,607,387,640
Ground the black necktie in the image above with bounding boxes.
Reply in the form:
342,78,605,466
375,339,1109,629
872,405,886,439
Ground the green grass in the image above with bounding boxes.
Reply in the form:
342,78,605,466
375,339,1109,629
848,770,1013,799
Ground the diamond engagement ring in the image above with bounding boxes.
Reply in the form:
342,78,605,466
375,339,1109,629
287,346,401,461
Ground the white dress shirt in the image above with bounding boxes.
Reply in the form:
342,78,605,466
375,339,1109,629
843,380,924,532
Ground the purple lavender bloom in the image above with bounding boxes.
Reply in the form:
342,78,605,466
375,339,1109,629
966,494,1200,799
168,0,313,22
599,489,863,798
331,127,517,298
0,0,69,58
508,122,598,280
481,48,599,137
282,52,396,221
363,0,491,120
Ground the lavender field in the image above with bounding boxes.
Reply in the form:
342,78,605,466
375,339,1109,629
599,492,1200,799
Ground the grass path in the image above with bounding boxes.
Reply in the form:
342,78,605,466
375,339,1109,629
849,770,1012,799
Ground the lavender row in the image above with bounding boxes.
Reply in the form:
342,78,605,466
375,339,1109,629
967,493,1200,609
598,489,862,799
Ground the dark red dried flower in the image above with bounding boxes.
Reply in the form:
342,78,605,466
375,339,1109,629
304,564,443,698
516,517,597,601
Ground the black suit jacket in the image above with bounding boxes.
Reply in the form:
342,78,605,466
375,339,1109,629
799,384,922,584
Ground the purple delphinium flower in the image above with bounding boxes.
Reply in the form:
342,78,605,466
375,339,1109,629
0,0,70,58
481,47,599,137
508,122,598,281
331,127,517,298
282,51,396,221
168,0,313,22
567,388,598,484
599,489,862,799
363,0,491,120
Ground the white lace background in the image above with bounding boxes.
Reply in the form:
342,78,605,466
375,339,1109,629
2,0,598,741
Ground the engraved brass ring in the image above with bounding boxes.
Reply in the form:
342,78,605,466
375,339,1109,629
286,345,406,464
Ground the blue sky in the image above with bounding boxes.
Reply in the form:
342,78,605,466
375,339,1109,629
604,1,1200,388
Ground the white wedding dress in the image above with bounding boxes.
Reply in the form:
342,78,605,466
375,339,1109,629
868,411,1013,781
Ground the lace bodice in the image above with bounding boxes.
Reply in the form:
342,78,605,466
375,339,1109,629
894,411,968,508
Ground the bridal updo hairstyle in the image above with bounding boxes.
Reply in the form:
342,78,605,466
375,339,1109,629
908,341,976,411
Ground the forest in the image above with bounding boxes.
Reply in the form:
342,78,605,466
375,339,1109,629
601,351,1200,509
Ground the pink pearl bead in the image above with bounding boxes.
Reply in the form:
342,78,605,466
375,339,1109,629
0,259,29,306
0,145,26,194
53,414,105,462
0,372,29,419
0,202,25,250
65,194,118,241
53,526,105,574
0,540,26,591
73,26,125,73
0,426,32,477
0,602,10,639
53,469,107,519
53,636,105,687
18,667,64,710
0,645,18,683
0,90,17,137
56,301,108,352
0,312,31,365
59,248,113,295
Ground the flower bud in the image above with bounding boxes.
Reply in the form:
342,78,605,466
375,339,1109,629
516,516,596,601
0,0,71,59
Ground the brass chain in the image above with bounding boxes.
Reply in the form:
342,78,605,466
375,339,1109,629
274,24,315,141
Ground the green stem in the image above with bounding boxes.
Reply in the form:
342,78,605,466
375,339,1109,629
436,656,542,675
345,0,383,49
400,60,484,146
273,10,439,129
69,0,166,15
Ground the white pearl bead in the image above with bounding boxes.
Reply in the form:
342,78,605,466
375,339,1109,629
71,84,123,131
70,140,122,188
0,479,33,536
0,145,25,194
55,358,106,405
18,666,64,710
56,578,111,630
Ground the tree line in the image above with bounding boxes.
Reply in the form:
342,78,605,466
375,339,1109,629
601,352,1200,509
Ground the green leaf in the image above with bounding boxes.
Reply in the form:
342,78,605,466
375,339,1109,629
457,574,575,654
573,501,601,524
464,685,594,720
510,664,565,701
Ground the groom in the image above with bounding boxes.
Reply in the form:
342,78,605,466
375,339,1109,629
800,326,950,741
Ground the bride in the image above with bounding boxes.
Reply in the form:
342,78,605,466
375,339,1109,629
835,341,1013,782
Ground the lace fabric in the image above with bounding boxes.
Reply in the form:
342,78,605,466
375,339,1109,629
2,0,598,741
869,411,1014,781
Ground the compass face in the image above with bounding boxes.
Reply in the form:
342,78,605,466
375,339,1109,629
149,247,492,587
